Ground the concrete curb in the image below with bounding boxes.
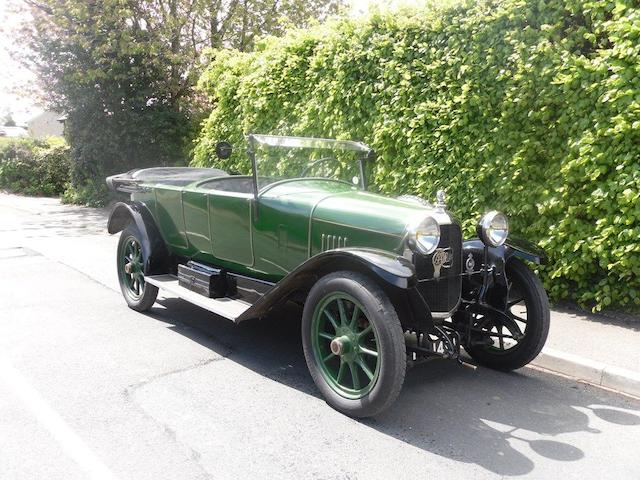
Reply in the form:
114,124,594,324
531,347,640,398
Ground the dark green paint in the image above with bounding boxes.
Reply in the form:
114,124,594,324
182,190,212,255
208,191,254,266
133,177,434,281
154,186,189,253
253,180,357,273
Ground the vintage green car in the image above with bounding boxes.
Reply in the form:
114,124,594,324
106,134,550,417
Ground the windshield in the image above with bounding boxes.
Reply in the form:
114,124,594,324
248,134,373,190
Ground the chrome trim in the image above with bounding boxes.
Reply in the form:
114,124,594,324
405,209,456,231
402,210,460,245
478,210,509,247
412,217,441,255
435,189,446,209
248,133,371,153
319,234,348,252
414,220,463,317
431,247,453,279
465,253,475,273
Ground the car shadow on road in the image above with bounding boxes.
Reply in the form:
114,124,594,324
145,296,640,477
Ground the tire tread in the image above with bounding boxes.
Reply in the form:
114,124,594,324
117,224,159,312
466,258,550,371
302,271,406,417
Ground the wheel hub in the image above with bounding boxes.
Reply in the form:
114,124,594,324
121,237,146,299
330,335,352,356
124,260,141,275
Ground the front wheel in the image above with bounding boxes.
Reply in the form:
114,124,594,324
464,258,550,371
117,224,158,311
302,271,406,417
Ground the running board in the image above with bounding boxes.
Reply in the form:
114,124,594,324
145,274,251,322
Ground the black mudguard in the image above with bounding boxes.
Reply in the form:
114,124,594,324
461,236,546,306
463,236,547,266
236,248,416,322
107,201,169,275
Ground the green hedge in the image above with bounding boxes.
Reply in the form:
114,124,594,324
193,0,640,311
0,137,71,196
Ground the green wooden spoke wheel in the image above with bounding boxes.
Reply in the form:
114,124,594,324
117,224,158,311
311,293,381,399
302,271,406,418
121,237,145,299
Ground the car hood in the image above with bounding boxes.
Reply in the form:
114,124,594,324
261,179,452,238
311,190,433,238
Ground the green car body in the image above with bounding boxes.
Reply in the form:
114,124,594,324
134,178,432,282
106,134,550,417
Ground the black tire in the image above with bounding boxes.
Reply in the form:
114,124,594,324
117,224,158,312
302,271,406,417
465,258,550,371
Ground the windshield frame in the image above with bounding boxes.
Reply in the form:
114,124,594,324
248,134,372,153
247,134,375,201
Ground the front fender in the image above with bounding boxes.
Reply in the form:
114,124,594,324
463,236,547,267
107,201,169,275
503,236,547,265
461,236,545,306
236,248,416,322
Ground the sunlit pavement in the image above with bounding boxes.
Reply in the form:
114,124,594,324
1,192,639,479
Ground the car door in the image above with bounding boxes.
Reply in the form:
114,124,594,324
251,196,310,276
182,189,213,256
153,185,190,254
208,190,254,266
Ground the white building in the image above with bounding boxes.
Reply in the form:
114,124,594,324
27,111,64,139
0,126,28,137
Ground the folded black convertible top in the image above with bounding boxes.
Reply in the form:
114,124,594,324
106,167,228,192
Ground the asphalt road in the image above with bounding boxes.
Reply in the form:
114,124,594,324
1,193,640,480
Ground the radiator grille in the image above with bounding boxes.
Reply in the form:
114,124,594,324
414,223,462,315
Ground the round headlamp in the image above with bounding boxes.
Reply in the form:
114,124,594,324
477,211,509,247
413,216,440,255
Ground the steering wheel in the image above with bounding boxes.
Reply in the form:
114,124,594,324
300,157,337,177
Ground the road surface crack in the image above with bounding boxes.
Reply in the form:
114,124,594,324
122,355,231,480
124,355,229,397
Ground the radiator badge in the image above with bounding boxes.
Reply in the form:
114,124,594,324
432,248,453,279
465,253,475,274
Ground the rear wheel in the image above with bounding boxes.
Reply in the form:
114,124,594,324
117,224,158,311
464,258,549,371
302,271,406,417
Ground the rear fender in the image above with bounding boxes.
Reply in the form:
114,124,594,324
107,202,169,275
236,248,416,322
